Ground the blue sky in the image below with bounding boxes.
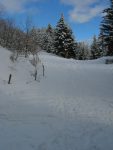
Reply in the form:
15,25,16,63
0,0,109,41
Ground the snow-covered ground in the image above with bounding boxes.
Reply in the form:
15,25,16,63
0,47,113,150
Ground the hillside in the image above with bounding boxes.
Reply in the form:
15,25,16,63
0,47,113,150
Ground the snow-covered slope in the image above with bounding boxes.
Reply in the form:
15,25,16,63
0,47,113,150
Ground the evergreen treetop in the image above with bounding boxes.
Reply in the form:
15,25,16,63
54,14,76,58
100,0,113,55
91,35,101,59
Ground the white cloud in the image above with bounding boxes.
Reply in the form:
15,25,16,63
0,0,38,13
61,0,107,23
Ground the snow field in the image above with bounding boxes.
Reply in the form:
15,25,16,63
0,47,113,150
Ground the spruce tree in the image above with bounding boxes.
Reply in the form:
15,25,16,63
77,42,90,60
46,24,53,36
91,35,102,59
100,0,113,56
46,24,55,53
54,14,76,58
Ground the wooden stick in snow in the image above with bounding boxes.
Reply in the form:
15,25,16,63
8,74,12,84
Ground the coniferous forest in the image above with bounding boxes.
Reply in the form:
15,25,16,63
0,0,113,59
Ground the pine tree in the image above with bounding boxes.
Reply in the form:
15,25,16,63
76,42,90,60
54,14,76,58
46,24,53,36
91,35,102,59
100,0,113,56
46,24,55,53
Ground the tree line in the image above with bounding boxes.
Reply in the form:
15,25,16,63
0,0,113,60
